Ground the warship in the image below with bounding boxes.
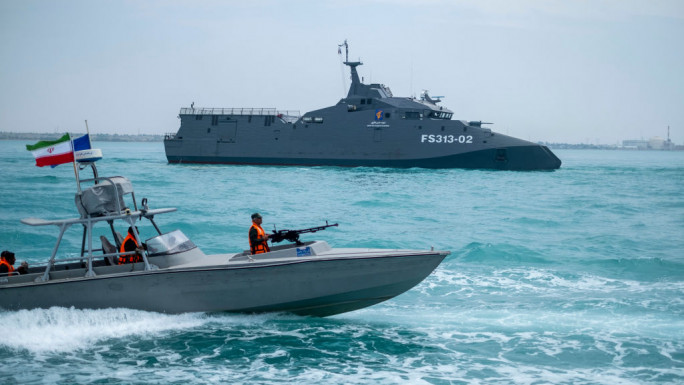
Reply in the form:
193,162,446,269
164,41,561,170
1,159,448,317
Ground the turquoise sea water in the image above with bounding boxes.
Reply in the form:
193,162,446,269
0,140,683,384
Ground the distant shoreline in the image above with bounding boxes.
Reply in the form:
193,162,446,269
539,142,683,151
0,132,163,142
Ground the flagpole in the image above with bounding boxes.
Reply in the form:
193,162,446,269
69,133,81,193
84,120,92,148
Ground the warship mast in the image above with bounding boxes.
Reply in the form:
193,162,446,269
339,40,363,97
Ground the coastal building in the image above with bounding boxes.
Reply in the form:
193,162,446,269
622,126,678,150
649,136,665,150
621,139,648,150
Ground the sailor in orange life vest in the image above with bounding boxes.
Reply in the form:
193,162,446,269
118,226,144,264
249,213,270,255
0,250,29,276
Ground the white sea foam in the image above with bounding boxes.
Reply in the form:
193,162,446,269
0,306,206,354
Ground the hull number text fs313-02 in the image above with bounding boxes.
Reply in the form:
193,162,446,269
420,134,473,144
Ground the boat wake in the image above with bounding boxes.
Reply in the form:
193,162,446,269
0,307,206,354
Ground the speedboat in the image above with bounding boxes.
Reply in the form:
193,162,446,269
0,162,449,317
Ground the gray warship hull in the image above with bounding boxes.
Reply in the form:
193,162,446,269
165,108,559,170
164,43,561,171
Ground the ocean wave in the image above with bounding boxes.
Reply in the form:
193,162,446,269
455,242,554,265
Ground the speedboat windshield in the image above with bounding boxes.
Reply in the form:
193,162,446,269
146,230,196,256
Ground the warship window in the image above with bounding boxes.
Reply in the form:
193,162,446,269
360,99,366,105
207,128,211,133
248,116,252,123
195,115,202,120
404,111,420,120
384,112,391,119
367,99,372,104
211,116,218,126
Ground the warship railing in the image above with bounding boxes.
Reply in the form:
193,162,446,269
180,107,301,117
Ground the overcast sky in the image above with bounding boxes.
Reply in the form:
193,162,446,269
1,0,682,144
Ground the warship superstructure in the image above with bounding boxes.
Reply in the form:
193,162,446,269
164,42,561,170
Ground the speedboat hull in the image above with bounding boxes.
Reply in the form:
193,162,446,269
0,244,447,317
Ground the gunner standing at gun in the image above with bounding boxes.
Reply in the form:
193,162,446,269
249,213,270,255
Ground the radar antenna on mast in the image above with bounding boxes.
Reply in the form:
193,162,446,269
338,40,363,97
338,39,362,67
338,39,349,63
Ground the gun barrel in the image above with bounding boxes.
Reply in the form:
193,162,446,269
297,223,339,234
269,222,338,244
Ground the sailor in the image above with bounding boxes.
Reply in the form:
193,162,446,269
0,250,29,276
249,213,270,255
118,227,144,264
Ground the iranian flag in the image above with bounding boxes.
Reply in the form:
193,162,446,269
26,134,75,167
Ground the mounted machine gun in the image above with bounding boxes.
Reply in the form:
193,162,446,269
270,221,339,246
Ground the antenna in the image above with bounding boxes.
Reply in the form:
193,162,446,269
338,39,349,63
338,40,347,95
410,60,413,98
